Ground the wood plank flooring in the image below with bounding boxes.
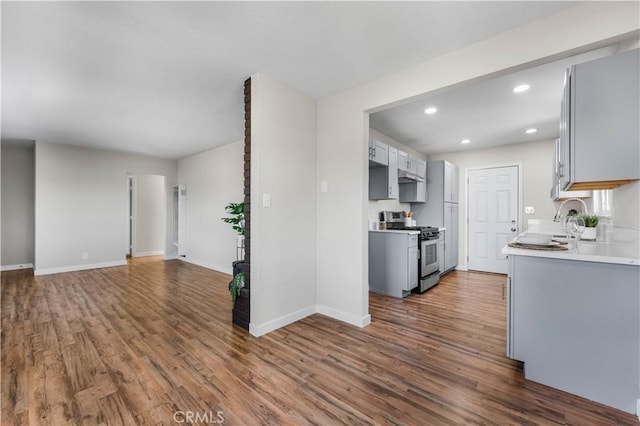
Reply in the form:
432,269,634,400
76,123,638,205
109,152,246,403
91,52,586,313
2,257,638,425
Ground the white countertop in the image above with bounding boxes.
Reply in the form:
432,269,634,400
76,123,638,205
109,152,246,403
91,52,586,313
370,229,420,235
502,231,640,266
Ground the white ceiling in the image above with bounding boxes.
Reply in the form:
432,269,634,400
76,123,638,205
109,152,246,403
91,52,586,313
370,45,621,155
1,1,582,159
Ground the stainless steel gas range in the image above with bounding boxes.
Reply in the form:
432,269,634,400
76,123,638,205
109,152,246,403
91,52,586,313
383,212,441,293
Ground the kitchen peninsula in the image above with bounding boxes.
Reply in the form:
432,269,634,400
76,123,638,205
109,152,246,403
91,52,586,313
502,233,640,414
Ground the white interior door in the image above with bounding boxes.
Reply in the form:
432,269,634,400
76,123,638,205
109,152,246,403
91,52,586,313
468,166,519,274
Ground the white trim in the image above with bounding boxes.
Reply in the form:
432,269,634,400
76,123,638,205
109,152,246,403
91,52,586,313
164,254,178,261
34,260,127,276
178,256,232,275
249,305,316,337
1,263,34,271
129,175,138,257
132,250,165,258
316,304,372,328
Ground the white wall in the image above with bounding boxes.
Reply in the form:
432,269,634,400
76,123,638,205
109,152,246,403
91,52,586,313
177,140,244,274
612,181,640,230
34,142,177,275
1,145,35,269
368,129,425,222
315,2,640,327
133,174,166,256
250,73,317,336
429,139,557,269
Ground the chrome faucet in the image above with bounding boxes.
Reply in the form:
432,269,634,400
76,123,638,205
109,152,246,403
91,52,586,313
553,197,589,222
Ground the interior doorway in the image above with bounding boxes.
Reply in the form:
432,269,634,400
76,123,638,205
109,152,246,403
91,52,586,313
127,174,167,258
467,165,520,274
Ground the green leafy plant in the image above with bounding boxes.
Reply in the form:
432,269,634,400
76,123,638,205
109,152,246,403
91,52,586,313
229,272,245,303
221,202,245,234
578,213,599,228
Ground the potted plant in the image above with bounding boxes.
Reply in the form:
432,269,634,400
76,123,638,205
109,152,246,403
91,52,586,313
221,202,245,260
578,213,599,240
222,202,250,329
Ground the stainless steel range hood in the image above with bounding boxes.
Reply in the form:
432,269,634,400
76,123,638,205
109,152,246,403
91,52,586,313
398,170,424,183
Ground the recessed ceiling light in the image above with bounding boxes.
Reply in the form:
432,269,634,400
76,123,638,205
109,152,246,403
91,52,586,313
424,107,437,114
525,128,538,134
512,84,530,93
461,139,471,144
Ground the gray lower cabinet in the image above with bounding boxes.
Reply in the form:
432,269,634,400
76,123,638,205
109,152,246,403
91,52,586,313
507,254,639,414
369,231,418,298
443,203,458,272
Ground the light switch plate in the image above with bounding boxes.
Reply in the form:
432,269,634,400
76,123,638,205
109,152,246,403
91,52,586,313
320,181,328,193
262,193,271,208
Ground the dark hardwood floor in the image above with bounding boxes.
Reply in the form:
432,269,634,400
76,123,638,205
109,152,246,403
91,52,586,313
2,257,638,425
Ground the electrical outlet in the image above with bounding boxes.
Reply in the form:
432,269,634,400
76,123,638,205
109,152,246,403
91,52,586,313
82,252,89,260
525,206,535,214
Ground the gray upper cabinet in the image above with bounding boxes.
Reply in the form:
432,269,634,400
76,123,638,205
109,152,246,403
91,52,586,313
416,159,426,180
559,48,639,191
398,151,422,176
398,150,409,171
369,137,388,167
369,146,398,200
550,139,591,201
443,161,458,203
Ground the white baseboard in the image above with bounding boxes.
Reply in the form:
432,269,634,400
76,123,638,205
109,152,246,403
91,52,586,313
34,260,127,276
316,304,371,328
132,250,164,257
178,257,233,275
455,264,469,271
250,305,316,337
164,255,178,261
636,398,640,420
1,263,34,272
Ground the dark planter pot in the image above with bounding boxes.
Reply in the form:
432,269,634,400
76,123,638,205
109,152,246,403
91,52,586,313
231,260,249,331
232,288,250,330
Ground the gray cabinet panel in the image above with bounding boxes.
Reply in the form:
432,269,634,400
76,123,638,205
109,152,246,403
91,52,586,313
508,254,639,413
413,160,458,273
369,232,418,298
